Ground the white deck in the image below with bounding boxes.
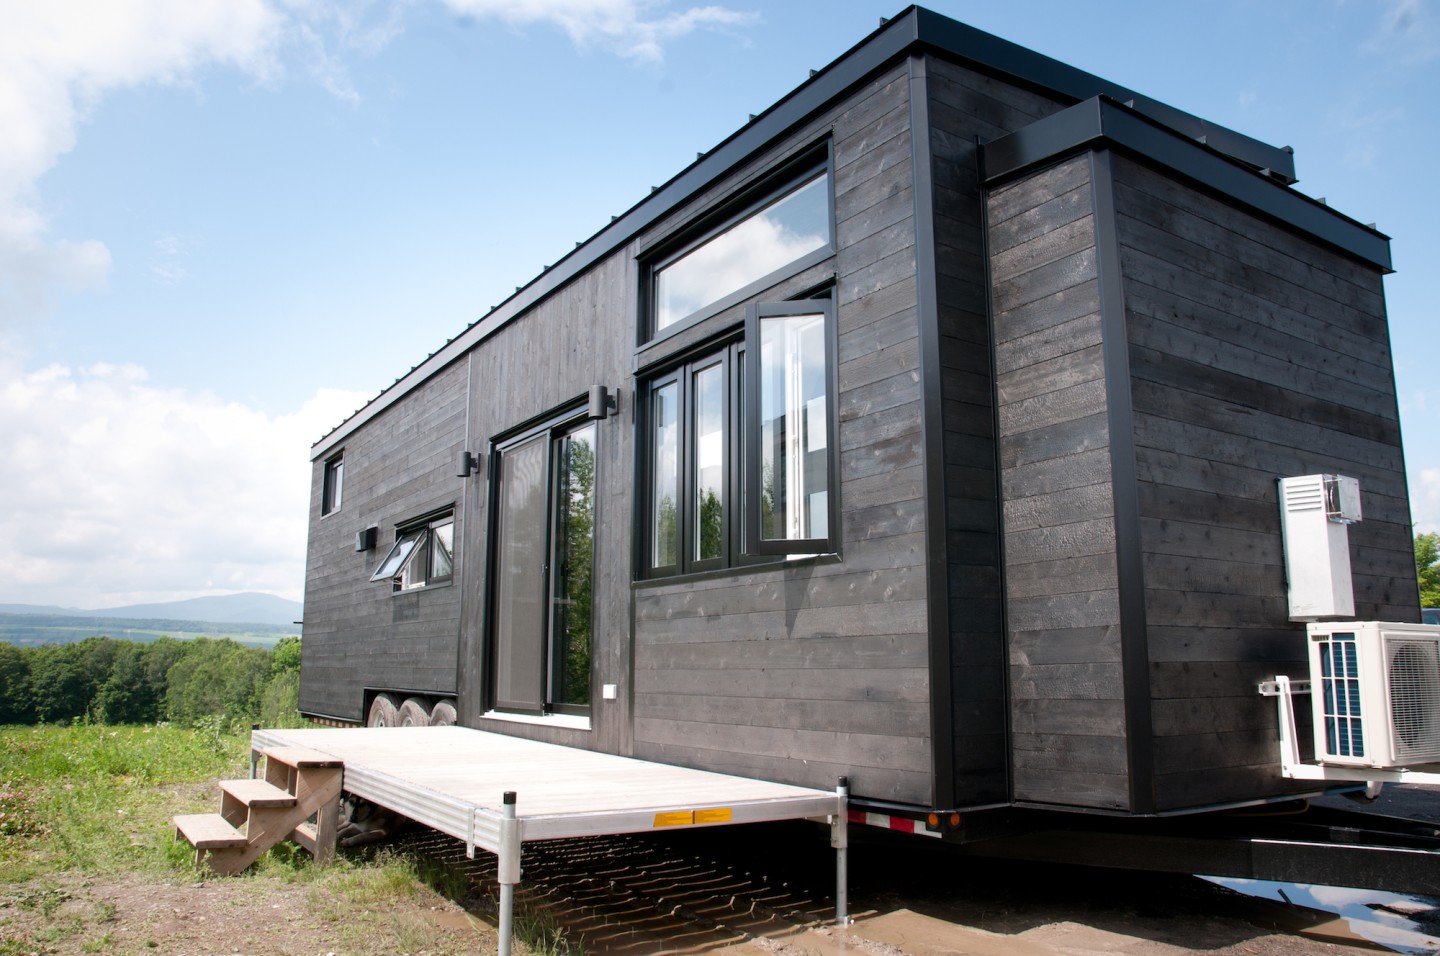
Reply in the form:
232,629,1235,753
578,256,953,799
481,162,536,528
250,726,842,856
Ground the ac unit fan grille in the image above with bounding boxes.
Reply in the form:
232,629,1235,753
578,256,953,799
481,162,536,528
1385,637,1440,762
1318,633,1365,759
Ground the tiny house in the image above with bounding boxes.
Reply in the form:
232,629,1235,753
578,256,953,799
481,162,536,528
299,6,1417,821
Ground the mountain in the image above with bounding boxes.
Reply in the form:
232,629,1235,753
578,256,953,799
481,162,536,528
0,592,302,628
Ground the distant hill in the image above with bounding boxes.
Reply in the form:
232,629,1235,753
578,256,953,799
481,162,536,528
0,592,302,628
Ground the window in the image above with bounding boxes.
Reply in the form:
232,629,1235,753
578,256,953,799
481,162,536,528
644,296,836,576
321,454,344,515
491,414,597,716
370,512,454,590
649,163,832,338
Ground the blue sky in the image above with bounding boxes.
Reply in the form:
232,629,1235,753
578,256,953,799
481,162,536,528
1,0,1437,607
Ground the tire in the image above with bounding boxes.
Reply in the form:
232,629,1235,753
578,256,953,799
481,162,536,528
367,693,401,727
397,697,432,727
429,699,458,727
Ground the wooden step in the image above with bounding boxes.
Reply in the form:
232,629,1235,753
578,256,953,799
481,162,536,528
260,745,343,769
174,813,247,850
291,821,318,854
219,779,297,809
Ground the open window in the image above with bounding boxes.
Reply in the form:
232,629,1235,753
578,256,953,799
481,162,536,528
490,413,597,716
370,512,454,590
321,453,344,516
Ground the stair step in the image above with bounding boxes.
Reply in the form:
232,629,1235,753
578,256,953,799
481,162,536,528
260,745,343,769
219,778,297,808
174,813,247,850
292,821,318,854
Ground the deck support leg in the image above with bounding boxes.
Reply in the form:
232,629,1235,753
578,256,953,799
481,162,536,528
832,776,850,926
498,791,520,956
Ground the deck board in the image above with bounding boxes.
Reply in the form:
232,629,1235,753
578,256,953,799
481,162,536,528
251,727,840,846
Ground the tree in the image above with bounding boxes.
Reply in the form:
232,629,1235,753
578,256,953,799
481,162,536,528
93,643,157,724
0,643,34,724
270,636,302,675
164,638,272,726
1417,532,1440,609
28,644,92,722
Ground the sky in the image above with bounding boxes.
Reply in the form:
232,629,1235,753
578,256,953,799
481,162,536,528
0,0,1437,608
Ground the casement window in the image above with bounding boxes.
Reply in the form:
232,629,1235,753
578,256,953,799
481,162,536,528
321,454,344,515
646,157,833,340
644,296,837,576
370,512,454,591
490,413,597,716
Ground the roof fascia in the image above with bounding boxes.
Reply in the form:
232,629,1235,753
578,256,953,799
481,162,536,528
980,96,1392,273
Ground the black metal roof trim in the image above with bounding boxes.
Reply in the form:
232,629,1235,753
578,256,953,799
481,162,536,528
311,7,1302,458
980,96,1392,274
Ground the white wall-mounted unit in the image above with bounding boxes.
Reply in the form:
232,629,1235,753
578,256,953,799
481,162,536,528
1307,621,1440,769
1279,474,1362,621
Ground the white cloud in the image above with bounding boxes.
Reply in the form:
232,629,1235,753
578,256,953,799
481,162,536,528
0,363,366,606
0,0,281,351
1365,0,1440,64
437,0,758,61
1410,466,1440,533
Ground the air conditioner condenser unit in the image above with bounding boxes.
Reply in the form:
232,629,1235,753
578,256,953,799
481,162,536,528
1307,621,1440,769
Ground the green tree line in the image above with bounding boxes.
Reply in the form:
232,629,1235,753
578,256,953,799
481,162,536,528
0,635,302,729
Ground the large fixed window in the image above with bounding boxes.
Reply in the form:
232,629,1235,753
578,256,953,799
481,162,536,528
644,296,836,576
370,511,453,591
491,413,597,716
321,453,343,515
648,161,832,338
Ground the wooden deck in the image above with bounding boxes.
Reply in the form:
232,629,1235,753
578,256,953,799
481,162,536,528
249,726,843,852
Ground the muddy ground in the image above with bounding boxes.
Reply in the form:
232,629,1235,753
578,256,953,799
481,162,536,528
7,786,1436,955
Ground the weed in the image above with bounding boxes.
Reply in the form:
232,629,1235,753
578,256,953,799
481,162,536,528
517,905,581,956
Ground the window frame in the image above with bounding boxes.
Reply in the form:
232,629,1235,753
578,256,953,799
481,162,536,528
486,405,599,718
744,298,839,557
641,145,835,344
369,510,454,591
321,453,344,516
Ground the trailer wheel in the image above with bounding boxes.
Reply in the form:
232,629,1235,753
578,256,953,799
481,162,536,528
367,693,401,727
397,697,432,727
429,699,458,726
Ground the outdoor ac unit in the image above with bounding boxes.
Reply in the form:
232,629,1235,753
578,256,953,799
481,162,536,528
1307,621,1440,768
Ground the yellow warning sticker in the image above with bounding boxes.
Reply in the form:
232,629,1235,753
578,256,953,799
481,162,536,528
694,807,733,824
653,811,694,827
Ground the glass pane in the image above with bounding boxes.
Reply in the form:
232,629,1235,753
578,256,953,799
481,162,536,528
655,171,829,331
494,435,548,712
399,528,429,590
759,311,829,542
551,423,596,707
370,528,421,581
323,458,343,513
430,520,454,581
693,362,725,562
651,382,679,568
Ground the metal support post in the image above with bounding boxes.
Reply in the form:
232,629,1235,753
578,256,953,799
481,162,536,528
498,791,521,956
832,776,851,926
249,725,261,779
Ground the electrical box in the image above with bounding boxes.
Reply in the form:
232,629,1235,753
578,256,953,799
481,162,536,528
1279,474,1360,621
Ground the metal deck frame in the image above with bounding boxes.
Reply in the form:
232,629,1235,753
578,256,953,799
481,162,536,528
251,726,848,956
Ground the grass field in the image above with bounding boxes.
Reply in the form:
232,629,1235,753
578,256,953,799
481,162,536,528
0,723,523,955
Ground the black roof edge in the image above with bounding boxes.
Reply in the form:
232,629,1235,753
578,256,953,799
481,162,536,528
981,96,1392,273
310,6,1304,458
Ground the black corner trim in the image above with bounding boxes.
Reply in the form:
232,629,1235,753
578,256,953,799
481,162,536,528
980,97,1392,273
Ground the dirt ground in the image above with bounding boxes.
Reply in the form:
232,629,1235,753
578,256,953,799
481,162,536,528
5,788,1436,956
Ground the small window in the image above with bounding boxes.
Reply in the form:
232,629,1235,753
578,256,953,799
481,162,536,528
321,454,344,515
745,299,837,555
649,163,832,338
370,513,454,590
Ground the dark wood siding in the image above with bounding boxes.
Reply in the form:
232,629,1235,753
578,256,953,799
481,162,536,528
630,62,935,804
1111,155,1417,810
926,56,1066,806
299,360,469,720
988,155,1132,811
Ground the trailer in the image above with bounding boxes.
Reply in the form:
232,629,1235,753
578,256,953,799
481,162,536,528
298,5,1433,859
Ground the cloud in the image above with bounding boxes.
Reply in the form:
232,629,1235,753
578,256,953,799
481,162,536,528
1410,466,1440,533
0,363,367,606
0,0,281,352
437,0,758,61
1364,0,1440,63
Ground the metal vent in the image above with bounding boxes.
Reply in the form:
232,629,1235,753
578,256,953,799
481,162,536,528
1317,632,1365,759
1284,475,1326,513
1386,636,1440,762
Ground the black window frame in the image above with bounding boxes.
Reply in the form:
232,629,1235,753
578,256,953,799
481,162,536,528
640,143,835,345
321,452,344,516
744,298,840,556
369,509,454,592
640,293,838,578
486,404,600,718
